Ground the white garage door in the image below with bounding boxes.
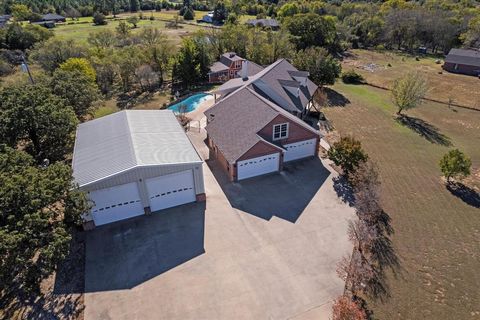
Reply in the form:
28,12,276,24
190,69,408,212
89,182,144,226
283,138,317,162
146,170,196,212
237,153,280,181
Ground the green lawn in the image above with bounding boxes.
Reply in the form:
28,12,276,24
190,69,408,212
53,18,202,45
323,82,480,319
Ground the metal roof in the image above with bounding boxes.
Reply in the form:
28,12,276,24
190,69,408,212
72,110,202,187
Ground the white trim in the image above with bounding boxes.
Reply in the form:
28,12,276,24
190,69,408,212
272,123,289,141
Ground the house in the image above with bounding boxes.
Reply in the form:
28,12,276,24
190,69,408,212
73,110,205,229
245,18,280,30
199,11,214,23
0,15,11,28
208,52,264,83
443,48,480,76
31,20,56,28
40,13,66,23
205,59,320,181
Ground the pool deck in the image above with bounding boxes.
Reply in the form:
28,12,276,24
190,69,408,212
188,96,215,123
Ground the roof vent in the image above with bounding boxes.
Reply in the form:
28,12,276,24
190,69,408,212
229,53,235,58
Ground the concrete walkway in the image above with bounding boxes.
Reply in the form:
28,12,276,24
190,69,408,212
84,126,354,320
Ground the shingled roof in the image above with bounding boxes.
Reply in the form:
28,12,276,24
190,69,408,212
208,52,264,76
445,48,480,68
204,59,318,163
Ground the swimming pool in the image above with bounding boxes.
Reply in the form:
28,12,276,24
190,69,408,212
168,93,213,113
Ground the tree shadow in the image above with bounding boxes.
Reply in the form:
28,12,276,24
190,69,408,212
325,87,351,107
333,176,355,206
395,115,452,146
446,182,480,208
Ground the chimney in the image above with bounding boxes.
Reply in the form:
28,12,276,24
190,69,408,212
241,60,249,81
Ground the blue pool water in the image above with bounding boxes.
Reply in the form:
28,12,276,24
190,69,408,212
168,93,213,113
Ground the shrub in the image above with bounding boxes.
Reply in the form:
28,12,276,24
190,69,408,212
93,12,107,25
439,149,471,182
332,296,367,320
327,136,368,176
341,70,365,84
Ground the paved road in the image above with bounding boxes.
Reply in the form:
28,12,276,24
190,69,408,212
84,129,355,320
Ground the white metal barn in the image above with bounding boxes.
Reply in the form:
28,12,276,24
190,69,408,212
72,110,205,229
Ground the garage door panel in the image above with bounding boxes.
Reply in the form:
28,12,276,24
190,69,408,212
89,182,144,226
146,170,196,212
237,153,280,180
283,138,316,162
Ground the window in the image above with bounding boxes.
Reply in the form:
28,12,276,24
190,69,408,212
273,123,289,140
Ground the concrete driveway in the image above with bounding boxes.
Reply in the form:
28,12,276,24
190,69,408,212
84,130,355,320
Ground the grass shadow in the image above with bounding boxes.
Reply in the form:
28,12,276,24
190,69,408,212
446,182,480,208
395,115,452,146
325,87,351,107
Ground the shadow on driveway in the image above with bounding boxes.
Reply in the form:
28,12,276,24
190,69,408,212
84,202,205,293
209,157,330,223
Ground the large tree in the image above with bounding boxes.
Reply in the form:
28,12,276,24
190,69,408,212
293,46,341,86
31,38,85,73
0,84,78,162
0,145,89,293
284,13,337,50
51,69,100,119
439,149,472,183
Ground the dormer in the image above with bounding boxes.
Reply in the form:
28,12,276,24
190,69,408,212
279,79,300,98
288,70,309,87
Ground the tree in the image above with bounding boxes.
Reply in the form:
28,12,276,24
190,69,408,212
332,296,367,320
88,29,117,49
116,20,131,38
284,13,337,50
0,145,89,293
213,1,227,23
60,57,97,83
0,84,78,162
93,12,107,25
439,149,471,182
139,28,174,86
293,47,341,86
52,69,100,119
461,16,480,48
391,71,428,115
327,136,368,177
11,4,34,21
174,38,199,88
31,38,85,73
2,23,52,51
183,7,194,20
127,15,139,28
130,0,140,12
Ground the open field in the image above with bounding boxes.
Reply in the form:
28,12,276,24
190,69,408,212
53,18,201,45
342,49,480,110
323,82,480,319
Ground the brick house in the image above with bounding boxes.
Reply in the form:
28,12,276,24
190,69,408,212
443,48,480,76
208,52,263,83
205,59,320,181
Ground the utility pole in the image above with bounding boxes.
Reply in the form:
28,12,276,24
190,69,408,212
21,55,35,84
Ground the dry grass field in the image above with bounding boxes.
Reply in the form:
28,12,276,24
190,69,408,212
323,82,480,319
342,49,480,110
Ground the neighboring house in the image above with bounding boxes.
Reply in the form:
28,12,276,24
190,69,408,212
31,20,56,28
41,13,66,23
199,11,214,23
73,110,205,229
208,52,264,83
245,18,280,30
0,15,11,28
205,59,320,181
443,48,480,76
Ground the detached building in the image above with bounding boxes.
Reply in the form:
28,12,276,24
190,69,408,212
208,52,264,83
245,18,280,30
73,110,205,228
443,48,480,76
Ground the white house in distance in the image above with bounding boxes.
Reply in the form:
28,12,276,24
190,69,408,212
72,110,205,229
